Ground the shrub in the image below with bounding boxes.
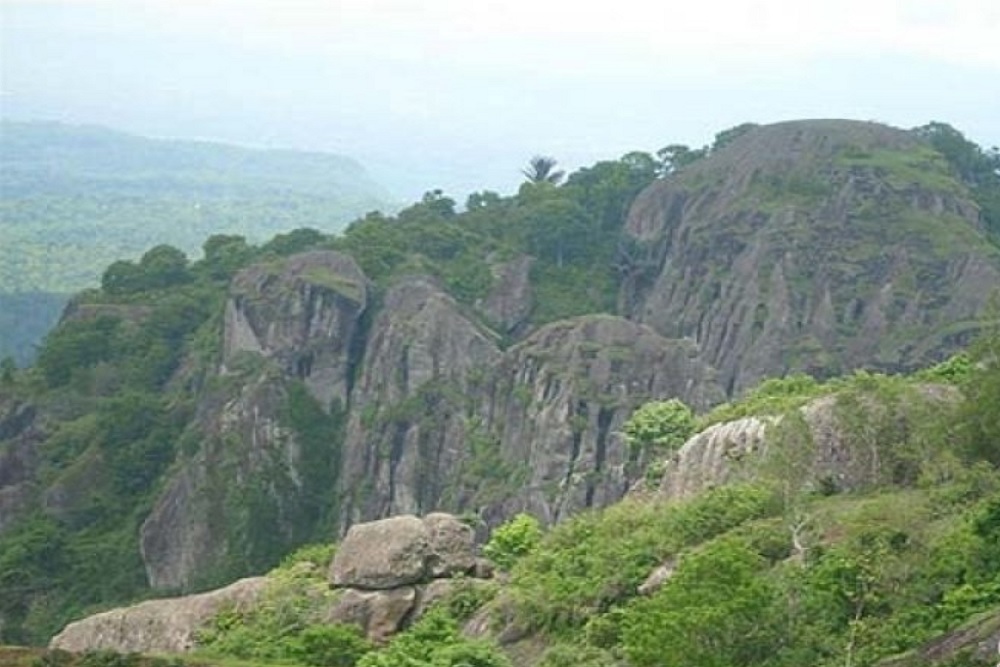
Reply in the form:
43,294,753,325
483,514,543,571
623,398,695,456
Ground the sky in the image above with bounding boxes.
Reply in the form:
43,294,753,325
2,0,999,200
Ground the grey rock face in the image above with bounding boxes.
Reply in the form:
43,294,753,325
330,513,477,590
49,577,267,653
655,416,773,500
423,512,477,578
620,120,1000,394
141,372,298,591
0,400,42,535
326,586,418,644
141,251,370,591
476,254,535,335
224,250,368,408
331,515,431,589
339,276,502,526
481,315,724,524
137,258,718,590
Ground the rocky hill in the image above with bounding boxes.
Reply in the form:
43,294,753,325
1,119,999,652
621,119,1000,394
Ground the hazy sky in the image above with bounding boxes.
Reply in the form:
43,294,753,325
3,0,999,200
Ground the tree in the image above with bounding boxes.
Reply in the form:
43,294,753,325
201,234,254,280
623,398,695,457
962,323,1000,466
522,156,565,185
0,356,15,385
656,144,706,175
137,244,191,290
101,259,143,295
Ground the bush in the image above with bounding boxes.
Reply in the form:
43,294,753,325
483,514,543,571
623,398,695,456
296,624,372,667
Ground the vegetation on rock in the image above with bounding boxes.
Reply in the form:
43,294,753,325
1,119,1000,667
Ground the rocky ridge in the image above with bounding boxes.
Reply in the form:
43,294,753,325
621,119,1000,394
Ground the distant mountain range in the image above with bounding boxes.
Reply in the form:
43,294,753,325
0,120,395,364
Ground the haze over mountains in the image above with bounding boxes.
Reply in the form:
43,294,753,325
0,121,394,364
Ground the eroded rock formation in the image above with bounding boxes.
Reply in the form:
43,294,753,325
620,120,1000,394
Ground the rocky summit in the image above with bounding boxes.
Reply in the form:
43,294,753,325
621,120,999,393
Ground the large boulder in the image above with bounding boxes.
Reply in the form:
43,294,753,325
331,515,431,589
330,513,476,590
325,586,418,644
49,577,267,653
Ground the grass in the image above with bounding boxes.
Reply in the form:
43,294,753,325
836,144,964,194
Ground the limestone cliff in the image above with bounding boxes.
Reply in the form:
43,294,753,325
142,251,368,590
621,120,1000,394
337,278,723,529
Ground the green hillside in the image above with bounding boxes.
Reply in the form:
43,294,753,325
0,121,394,364
1,120,999,665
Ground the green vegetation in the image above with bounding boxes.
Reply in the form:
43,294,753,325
621,398,695,457
482,514,543,572
0,121,393,364
913,122,1000,242
0,145,664,645
3,120,1000,665
837,143,963,193
195,554,369,666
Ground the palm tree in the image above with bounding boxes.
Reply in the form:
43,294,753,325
521,155,565,185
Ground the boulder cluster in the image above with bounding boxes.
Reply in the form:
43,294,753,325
49,512,493,653
325,513,494,642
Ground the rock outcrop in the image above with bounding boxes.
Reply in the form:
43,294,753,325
479,315,724,524
141,371,301,590
476,254,535,335
620,119,1000,394
655,416,773,500
654,383,961,500
338,276,502,526
223,250,369,408
49,577,268,653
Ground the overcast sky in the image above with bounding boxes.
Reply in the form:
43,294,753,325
2,0,999,200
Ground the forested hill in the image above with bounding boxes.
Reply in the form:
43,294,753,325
1,119,999,661
0,121,394,364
